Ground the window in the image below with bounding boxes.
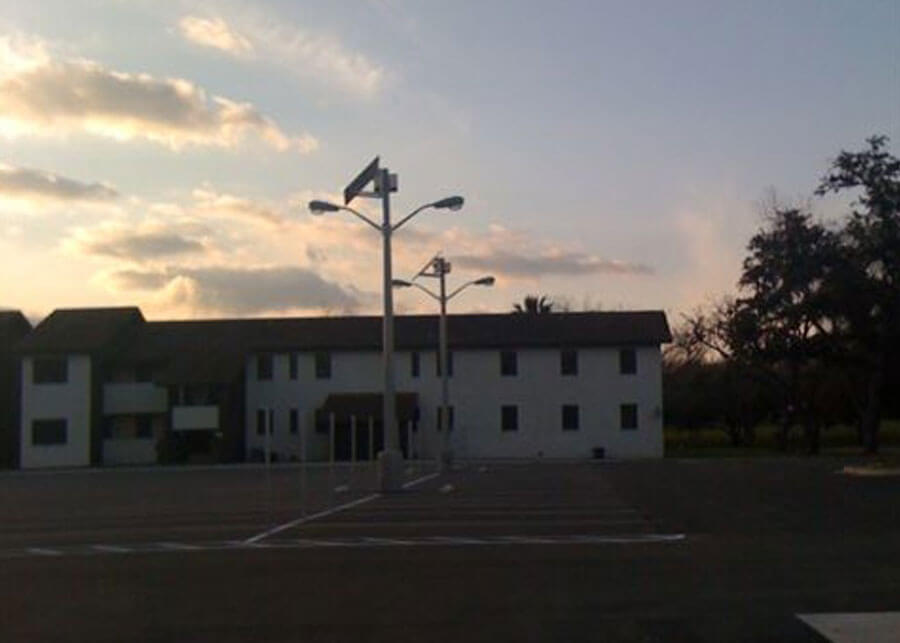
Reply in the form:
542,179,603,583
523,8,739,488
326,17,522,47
561,349,578,376
500,350,517,376
289,353,298,380
436,406,455,432
33,357,67,384
256,409,266,435
315,351,332,379
257,354,273,381
619,348,637,375
620,403,638,430
290,409,299,435
136,415,153,439
501,405,518,432
436,350,454,377
562,405,579,431
32,419,67,445
411,351,420,378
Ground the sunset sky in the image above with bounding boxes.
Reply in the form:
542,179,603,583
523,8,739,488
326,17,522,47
1,1,897,322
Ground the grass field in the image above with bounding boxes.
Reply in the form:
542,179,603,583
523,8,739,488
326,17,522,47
665,420,900,457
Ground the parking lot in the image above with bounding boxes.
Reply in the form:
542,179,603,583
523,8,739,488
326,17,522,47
1,458,898,641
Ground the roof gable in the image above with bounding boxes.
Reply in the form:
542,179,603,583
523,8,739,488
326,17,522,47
16,307,144,355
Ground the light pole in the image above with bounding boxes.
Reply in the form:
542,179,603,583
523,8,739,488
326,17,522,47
393,255,494,471
308,165,463,491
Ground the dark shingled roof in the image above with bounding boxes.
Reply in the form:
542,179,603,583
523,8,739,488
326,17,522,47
115,320,254,384
0,311,32,350
17,308,671,382
16,307,144,354
143,310,670,353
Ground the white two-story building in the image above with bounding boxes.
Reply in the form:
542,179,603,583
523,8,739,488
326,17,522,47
13,307,671,468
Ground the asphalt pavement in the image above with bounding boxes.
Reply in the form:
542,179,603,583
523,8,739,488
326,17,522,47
1,457,898,642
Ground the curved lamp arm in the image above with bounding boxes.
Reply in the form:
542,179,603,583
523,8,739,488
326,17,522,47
339,205,382,232
392,279,441,302
447,276,495,301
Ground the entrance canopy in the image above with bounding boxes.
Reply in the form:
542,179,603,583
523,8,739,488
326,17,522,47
316,393,419,424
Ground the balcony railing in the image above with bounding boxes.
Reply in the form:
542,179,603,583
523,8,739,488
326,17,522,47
172,405,219,431
103,383,168,415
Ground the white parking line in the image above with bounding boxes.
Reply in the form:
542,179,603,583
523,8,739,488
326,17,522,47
26,547,62,556
157,542,202,551
402,472,440,489
243,471,442,544
243,493,381,544
91,544,131,553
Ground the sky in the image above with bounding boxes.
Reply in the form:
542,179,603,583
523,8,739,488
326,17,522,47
0,0,897,323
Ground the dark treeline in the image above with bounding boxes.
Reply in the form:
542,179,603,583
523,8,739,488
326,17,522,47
665,136,900,454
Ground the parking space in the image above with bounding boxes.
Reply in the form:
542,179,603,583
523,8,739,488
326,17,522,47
272,462,682,542
0,461,437,549
1,458,899,642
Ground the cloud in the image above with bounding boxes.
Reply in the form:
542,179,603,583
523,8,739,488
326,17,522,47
191,188,284,226
103,265,369,315
0,35,317,152
230,13,385,99
453,249,654,278
0,163,118,203
178,16,253,56
65,222,207,261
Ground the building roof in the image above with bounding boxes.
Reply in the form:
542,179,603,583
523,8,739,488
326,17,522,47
16,307,671,382
0,311,32,351
168,310,671,352
15,307,144,355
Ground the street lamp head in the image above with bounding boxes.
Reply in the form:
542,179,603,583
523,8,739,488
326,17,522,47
308,200,341,215
474,276,495,287
431,196,464,211
391,279,413,288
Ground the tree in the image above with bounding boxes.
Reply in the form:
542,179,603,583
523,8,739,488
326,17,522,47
816,135,900,453
512,295,554,314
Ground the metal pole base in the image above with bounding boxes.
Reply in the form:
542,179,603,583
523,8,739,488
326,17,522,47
377,448,404,492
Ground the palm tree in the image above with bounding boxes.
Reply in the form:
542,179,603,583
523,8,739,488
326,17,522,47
512,295,554,314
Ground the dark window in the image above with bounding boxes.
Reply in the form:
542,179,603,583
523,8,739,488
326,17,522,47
562,405,579,431
32,419,67,445
501,405,518,432
257,354,273,381
290,409,299,434
33,357,67,384
411,352,420,378
136,415,153,439
135,363,154,383
436,406,455,432
436,351,454,377
256,409,266,435
561,349,578,376
289,353,298,380
619,348,637,375
620,403,638,430
500,350,517,376
315,351,332,379
102,417,114,440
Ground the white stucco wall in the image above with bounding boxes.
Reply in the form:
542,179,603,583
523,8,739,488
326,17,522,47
20,355,93,468
244,345,664,462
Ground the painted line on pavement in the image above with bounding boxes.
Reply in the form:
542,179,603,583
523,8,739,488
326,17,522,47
6,532,687,559
92,544,132,553
243,470,442,544
243,493,381,544
402,472,440,489
26,547,62,556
